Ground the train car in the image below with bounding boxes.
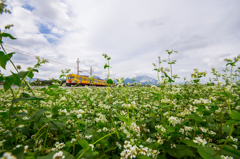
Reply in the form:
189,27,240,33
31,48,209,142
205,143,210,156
66,74,108,86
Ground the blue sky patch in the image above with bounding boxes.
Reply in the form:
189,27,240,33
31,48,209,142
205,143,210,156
43,35,58,44
22,3,34,11
38,23,51,34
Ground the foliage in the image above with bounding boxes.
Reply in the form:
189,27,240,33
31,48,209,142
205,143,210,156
1,1,240,158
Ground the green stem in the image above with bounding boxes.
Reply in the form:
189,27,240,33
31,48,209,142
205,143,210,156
77,131,116,159
193,121,197,139
212,123,234,157
230,66,233,84
168,54,172,79
93,131,116,145
43,123,49,148
34,124,47,140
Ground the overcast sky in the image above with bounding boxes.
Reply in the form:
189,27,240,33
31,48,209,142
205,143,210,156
0,0,240,82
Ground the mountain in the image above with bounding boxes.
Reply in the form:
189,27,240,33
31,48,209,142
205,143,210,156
26,77,45,81
104,75,158,85
124,75,158,85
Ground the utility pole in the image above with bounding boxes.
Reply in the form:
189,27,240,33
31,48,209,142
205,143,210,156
90,66,94,76
76,58,80,75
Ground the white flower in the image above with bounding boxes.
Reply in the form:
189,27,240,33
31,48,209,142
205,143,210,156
116,142,122,149
54,142,65,150
89,144,94,151
232,144,238,149
220,155,233,159
193,137,207,147
71,138,77,143
103,127,108,132
168,116,181,127
22,116,29,120
18,125,24,128
85,135,93,140
24,145,28,153
1,152,17,159
208,131,216,135
179,128,184,134
77,114,82,118
170,144,176,149
53,151,65,159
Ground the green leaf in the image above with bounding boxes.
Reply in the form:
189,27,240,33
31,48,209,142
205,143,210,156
50,121,64,130
165,144,194,158
107,79,113,85
19,126,30,137
193,79,200,83
17,71,29,79
21,92,31,97
187,114,202,122
182,140,199,148
150,92,160,98
29,109,47,121
3,76,13,91
226,120,234,125
105,146,117,152
115,111,132,126
12,96,44,103
166,126,175,133
205,116,214,123
197,146,221,159
78,140,89,150
221,145,240,159
218,139,226,144
104,64,109,69
208,123,218,130
27,139,35,148
0,76,3,82
48,85,59,89
28,71,34,79
59,74,65,79
75,120,87,126
0,51,14,69
12,146,24,159
137,155,152,159
222,125,232,134
32,69,38,72
10,71,21,86
2,33,17,39
0,51,7,69
213,92,234,98
230,111,240,121
163,72,174,83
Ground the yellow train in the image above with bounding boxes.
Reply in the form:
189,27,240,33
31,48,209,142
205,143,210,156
66,74,108,86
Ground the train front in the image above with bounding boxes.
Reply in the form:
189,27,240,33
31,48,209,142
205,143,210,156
66,74,75,86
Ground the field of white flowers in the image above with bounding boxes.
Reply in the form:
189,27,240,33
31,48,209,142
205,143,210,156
1,1,240,158
0,79,240,159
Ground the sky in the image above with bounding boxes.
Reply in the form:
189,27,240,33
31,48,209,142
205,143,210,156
0,0,240,82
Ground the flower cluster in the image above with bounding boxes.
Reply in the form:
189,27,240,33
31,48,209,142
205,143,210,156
53,151,65,159
51,142,65,151
168,116,182,127
193,137,207,147
120,141,160,159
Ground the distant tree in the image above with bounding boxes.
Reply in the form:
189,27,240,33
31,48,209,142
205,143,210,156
36,78,41,86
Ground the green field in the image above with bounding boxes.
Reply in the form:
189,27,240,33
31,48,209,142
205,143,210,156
0,81,240,159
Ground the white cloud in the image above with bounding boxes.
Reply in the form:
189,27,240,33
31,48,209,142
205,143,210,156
0,0,240,81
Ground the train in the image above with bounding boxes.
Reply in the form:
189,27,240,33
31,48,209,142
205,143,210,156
66,74,112,86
